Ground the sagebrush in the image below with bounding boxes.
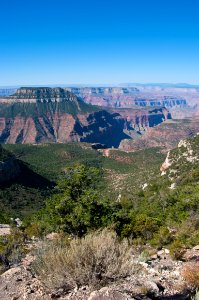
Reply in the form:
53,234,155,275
32,229,135,291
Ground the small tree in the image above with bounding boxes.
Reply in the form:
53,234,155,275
37,164,113,236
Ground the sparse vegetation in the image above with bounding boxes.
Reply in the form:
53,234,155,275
182,263,199,291
169,240,186,260
1,143,165,219
0,134,198,298
0,134,198,252
0,227,27,273
32,229,135,290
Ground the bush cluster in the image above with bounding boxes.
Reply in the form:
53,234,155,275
24,158,199,251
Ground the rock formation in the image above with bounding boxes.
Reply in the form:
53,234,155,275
115,107,171,133
120,119,199,152
65,87,188,109
0,87,79,104
0,88,171,147
0,244,195,300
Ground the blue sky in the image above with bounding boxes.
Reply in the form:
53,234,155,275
0,0,199,85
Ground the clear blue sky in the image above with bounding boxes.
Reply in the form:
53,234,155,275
0,0,199,85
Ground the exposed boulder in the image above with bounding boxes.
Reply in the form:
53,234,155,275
183,245,199,261
88,287,130,300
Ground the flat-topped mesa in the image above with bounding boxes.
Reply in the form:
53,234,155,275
3,87,79,103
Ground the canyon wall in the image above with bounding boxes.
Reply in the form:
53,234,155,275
0,88,171,147
119,119,199,152
65,87,188,109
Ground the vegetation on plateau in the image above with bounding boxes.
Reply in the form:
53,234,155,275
0,135,198,295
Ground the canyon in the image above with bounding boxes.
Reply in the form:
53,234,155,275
65,85,198,112
1,84,199,111
0,85,198,151
0,87,171,147
119,119,199,152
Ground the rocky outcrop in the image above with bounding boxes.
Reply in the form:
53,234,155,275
88,288,131,300
183,245,199,261
0,264,49,300
160,133,199,175
0,246,192,300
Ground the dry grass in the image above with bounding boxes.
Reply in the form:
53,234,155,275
32,229,135,291
182,262,199,291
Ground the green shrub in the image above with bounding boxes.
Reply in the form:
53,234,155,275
169,240,186,260
24,222,44,238
138,250,150,262
35,164,114,236
150,227,174,249
0,227,27,272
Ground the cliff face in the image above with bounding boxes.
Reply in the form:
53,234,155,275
64,87,187,109
0,110,130,148
83,94,187,109
0,88,171,147
1,87,80,104
113,107,171,132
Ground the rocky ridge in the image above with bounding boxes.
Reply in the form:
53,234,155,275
160,133,199,176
